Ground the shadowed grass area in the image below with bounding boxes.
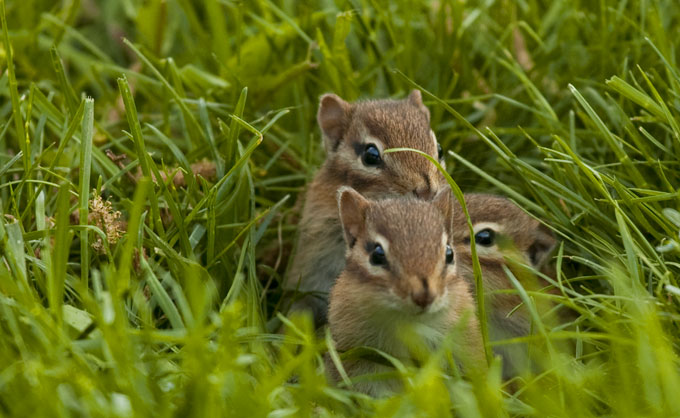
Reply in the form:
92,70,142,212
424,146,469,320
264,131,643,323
1,0,679,415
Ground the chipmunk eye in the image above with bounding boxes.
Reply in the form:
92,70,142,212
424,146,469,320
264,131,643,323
437,142,443,160
445,245,454,264
474,229,495,246
369,243,387,266
362,144,382,166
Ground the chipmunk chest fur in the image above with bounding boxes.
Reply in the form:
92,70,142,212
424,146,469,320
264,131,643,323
340,294,452,357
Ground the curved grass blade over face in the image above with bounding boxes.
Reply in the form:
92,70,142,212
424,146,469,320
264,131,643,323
384,146,491,366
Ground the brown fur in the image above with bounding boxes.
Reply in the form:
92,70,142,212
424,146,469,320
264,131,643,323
327,189,485,396
451,193,557,376
284,91,446,325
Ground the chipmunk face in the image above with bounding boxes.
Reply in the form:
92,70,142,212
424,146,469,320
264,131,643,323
451,194,556,277
318,90,444,200
337,187,457,315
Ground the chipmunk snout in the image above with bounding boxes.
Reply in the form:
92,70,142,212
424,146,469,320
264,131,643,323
411,277,435,309
413,185,434,200
412,174,435,200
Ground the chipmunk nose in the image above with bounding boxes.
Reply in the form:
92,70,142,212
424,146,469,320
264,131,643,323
413,174,434,200
411,277,434,308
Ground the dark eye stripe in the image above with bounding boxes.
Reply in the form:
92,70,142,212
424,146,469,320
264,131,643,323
352,141,364,156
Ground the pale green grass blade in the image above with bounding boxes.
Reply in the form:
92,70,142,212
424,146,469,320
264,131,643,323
50,183,72,327
117,177,151,294
117,76,164,236
78,98,94,285
140,256,184,329
1,0,28,172
224,87,248,167
50,46,79,115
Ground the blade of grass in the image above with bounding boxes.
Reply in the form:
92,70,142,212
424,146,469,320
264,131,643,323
1,0,28,173
225,87,248,168
117,177,151,295
51,46,79,115
140,256,185,329
50,183,73,327
122,38,206,145
79,98,94,286
117,76,164,236
384,146,491,365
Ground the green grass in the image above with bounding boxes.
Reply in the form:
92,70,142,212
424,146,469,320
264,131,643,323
1,0,680,415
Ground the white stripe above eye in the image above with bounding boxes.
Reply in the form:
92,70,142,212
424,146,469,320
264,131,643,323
470,222,501,254
353,135,385,169
472,222,501,235
364,135,385,151
373,233,389,253
438,232,449,272
430,129,437,145
364,233,390,276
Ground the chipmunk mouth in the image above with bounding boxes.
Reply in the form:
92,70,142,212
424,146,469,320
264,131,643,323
383,289,446,316
412,296,446,316
426,290,449,314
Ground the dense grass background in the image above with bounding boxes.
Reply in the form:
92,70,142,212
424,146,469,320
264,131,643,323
1,0,680,415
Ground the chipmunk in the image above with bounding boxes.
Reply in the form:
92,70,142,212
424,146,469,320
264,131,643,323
451,193,557,376
326,187,485,397
284,90,445,326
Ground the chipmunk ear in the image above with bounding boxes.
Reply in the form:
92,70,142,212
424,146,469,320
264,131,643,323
528,224,557,269
432,188,454,235
407,89,430,120
318,93,351,153
408,89,423,107
337,187,369,249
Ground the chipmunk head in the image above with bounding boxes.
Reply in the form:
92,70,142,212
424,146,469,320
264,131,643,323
318,90,444,200
452,194,556,278
336,187,457,314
